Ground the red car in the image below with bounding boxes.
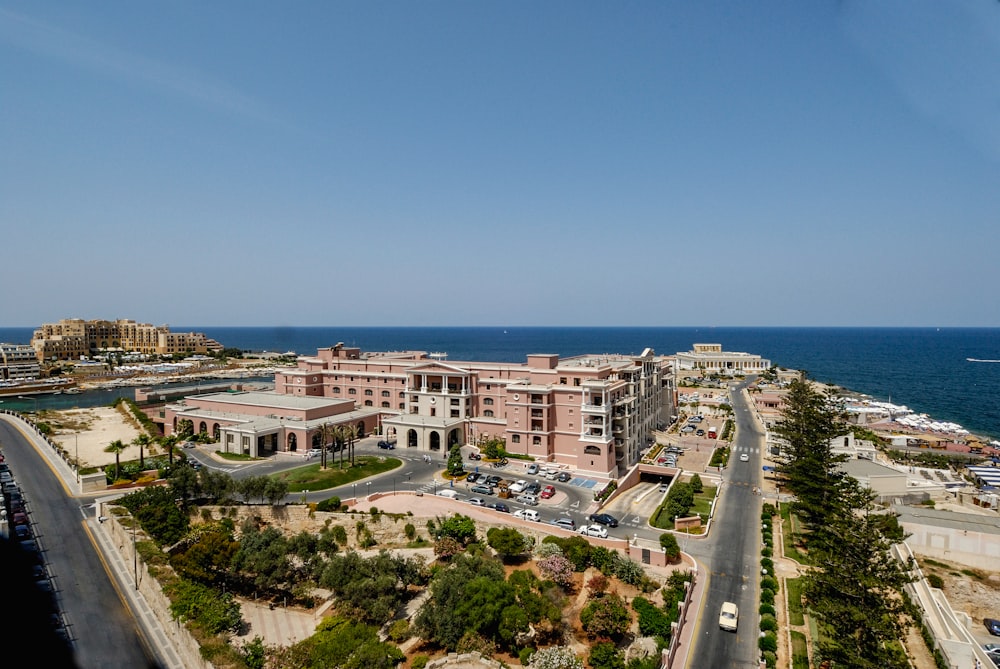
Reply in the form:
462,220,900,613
12,511,28,526
540,485,556,499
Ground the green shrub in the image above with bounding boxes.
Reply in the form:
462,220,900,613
760,588,775,605
761,576,778,593
759,614,778,632
316,496,340,512
762,650,777,668
519,647,535,666
758,632,777,653
412,655,429,669
759,603,776,616
927,573,944,589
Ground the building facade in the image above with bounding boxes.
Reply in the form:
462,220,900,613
266,343,675,479
31,318,222,361
0,343,41,380
674,343,771,376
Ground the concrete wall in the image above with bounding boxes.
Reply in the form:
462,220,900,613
902,522,1000,570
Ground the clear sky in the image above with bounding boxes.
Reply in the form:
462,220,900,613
2,1,999,328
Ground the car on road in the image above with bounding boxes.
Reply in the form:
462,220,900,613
544,469,559,480
719,602,739,631
985,643,1000,654
485,475,503,486
182,441,197,449
540,485,556,499
739,453,749,462
695,429,705,437
680,425,695,433
466,472,482,483
515,493,539,506
551,517,576,531
468,497,487,507
525,482,542,495
527,463,540,475
579,524,608,538
306,448,322,459
513,509,540,522
470,484,495,496
557,471,572,482
377,440,395,449
589,513,619,527
985,618,1000,636
659,483,669,493
488,502,510,513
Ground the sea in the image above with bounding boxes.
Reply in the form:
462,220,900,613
2,326,998,440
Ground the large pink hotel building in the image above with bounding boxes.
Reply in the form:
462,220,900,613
163,343,676,479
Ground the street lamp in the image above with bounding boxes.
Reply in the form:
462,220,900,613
75,432,79,484
352,483,357,501
366,481,371,499
392,477,396,496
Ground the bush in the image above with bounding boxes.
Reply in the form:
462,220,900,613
762,650,777,668
760,614,778,632
519,647,536,666
759,603,776,616
761,576,778,593
758,632,777,653
316,496,341,512
412,655,429,669
760,588,775,605
927,573,944,589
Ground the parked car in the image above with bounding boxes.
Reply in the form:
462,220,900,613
589,513,619,527
524,482,542,495
557,471,572,482
579,524,608,538
719,602,739,631
509,480,527,494
468,497,487,507
540,485,556,499
695,429,705,437
470,484,495,496
515,493,539,506
467,452,482,460
680,425,696,433
14,523,31,540
527,463,540,475
513,509,540,522
985,618,1000,636
551,517,576,531
488,502,510,513
377,440,395,449
485,475,503,486
306,448,322,459
466,472,482,483
543,469,559,480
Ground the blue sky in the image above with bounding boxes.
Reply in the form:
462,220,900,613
2,1,999,327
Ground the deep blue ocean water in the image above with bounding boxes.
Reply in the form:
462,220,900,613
3,326,998,440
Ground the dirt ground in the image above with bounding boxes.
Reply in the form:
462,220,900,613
42,406,144,469
919,557,1000,629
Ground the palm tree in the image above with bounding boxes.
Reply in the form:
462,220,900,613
334,424,348,470
160,434,179,466
342,424,360,467
132,433,152,469
104,439,127,482
316,422,337,469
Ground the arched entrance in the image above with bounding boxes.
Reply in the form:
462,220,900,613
288,433,297,451
407,429,418,448
447,428,462,448
356,421,366,438
429,431,441,451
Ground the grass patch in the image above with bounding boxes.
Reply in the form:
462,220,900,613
779,503,815,566
786,577,805,626
691,485,717,522
790,631,809,669
216,451,258,461
922,558,950,569
273,457,402,492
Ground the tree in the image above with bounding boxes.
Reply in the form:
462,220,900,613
580,593,631,640
342,423,360,466
688,473,703,493
537,554,575,589
160,434,179,466
659,533,681,562
589,642,625,669
447,443,464,477
104,439,127,481
527,646,584,669
486,527,528,561
170,526,238,585
804,481,914,668
264,478,289,505
317,422,337,470
434,514,477,545
132,433,152,469
773,375,850,532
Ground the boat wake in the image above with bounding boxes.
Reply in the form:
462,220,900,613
967,358,1000,363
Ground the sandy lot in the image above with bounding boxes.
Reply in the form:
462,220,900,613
45,406,145,469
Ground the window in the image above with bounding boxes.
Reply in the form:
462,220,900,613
484,410,494,417
382,402,390,408
349,388,357,395
382,390,390,397
511,435,521,444
364,389,373,396
533,436,541,445
365,400,373,407
332,386,341,393
484,398,494,406
584,445,601,455
560,377,567,385
574,378,581,386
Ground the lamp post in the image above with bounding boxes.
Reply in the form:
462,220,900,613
75,432,79,484
366,481,371,500
133,515,138,590
392,477,396,496
352,483,357,501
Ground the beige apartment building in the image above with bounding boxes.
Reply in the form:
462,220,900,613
675,343,771,376
0,342,41,380
31,318,222,361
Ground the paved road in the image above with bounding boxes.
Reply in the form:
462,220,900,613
0,415,162,669
683,379,764,669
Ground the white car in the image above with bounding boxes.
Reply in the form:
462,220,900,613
719,602,739,631
305,448,322,459
578,524,609,539
468,497,487,507
515,493,539,506
739,453,749,462
513,509,540,522
509,479,528,494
